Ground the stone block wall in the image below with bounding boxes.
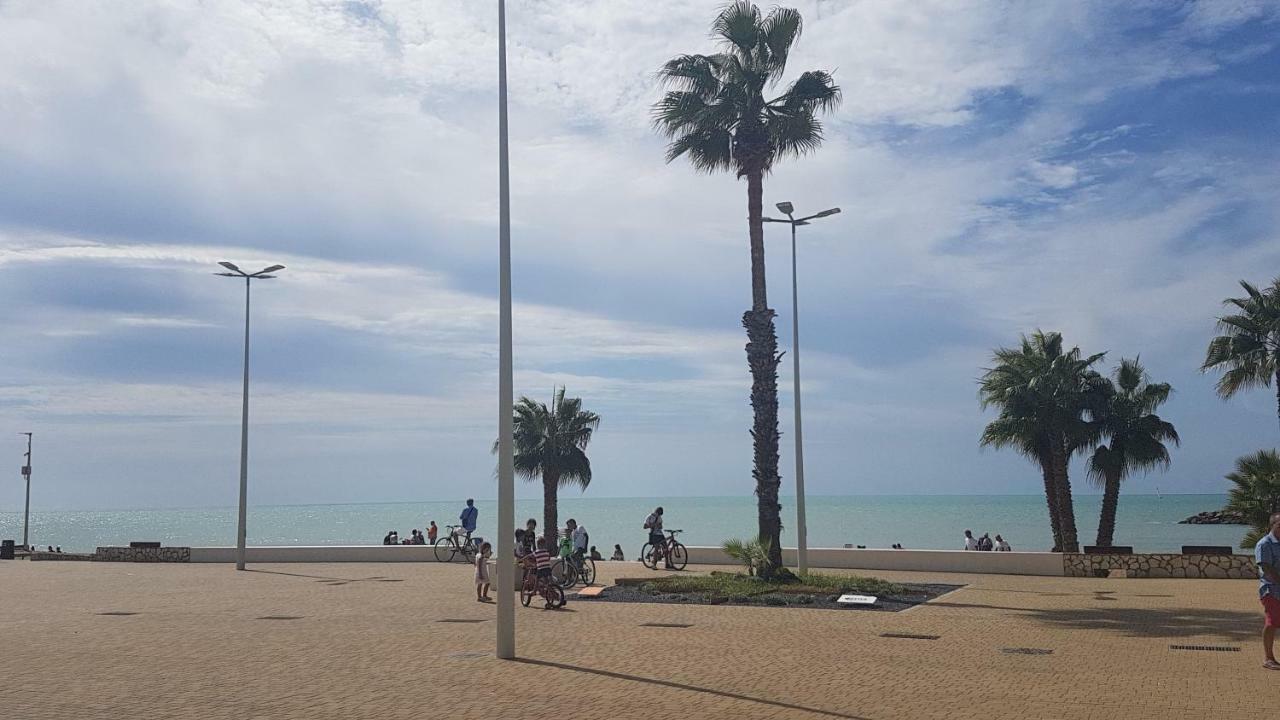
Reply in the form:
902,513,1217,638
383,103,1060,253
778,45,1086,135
1064,552,1256,579
95,546,191,563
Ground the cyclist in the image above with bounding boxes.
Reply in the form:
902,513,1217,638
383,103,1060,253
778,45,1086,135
644,506,671,569
459,499,478,543
527,536,557,609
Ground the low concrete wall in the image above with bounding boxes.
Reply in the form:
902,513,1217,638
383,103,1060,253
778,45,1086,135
96,546,191,563
683,546,1066,576
1064,552,1256,579
189,545,445,563
29,551,95,561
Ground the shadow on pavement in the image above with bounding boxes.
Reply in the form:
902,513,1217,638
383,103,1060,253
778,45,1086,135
515,658,871,719
927,600,1258,641
243,568,386,583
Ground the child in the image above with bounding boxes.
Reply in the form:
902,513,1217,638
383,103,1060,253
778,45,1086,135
427,521,438,543
475,542,492,602
531,537,555,609
611,544,625,561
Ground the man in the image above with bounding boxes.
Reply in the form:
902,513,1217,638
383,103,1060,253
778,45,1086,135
977,533,993,551
963,529,978,551
1256,512,1280,670
459,499,478,542
644,506,670,569
568,518,588,559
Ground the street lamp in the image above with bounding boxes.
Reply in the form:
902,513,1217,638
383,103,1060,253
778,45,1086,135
19,432,31,550
495,0,516,661
215,261,284,571
762,203,840,575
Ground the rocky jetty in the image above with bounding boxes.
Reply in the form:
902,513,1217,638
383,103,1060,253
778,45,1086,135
1179,510,1245,525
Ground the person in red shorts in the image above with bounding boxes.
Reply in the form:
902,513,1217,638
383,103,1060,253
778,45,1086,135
1255,512,1280,670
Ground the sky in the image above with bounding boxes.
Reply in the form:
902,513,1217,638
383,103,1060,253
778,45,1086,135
1,0,1279,511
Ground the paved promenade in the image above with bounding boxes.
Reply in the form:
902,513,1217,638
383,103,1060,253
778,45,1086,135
0,560,1265,719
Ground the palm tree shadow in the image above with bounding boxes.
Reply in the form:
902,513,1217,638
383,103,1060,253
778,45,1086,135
928,600,1257,642
243,569,386,584
514,658,871,719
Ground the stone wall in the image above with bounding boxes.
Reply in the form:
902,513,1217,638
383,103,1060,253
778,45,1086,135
1063,552,1256,579
95,546,191,563
29,551,96,561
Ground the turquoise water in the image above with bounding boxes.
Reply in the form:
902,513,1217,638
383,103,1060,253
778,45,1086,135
0,494,1249,554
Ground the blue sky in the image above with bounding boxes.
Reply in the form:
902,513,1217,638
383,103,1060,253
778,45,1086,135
1,0,1278,511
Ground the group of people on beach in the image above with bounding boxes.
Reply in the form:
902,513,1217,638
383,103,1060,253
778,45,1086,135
963,529,1011,551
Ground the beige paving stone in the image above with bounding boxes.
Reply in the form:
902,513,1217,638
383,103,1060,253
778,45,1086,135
0,560,1267,719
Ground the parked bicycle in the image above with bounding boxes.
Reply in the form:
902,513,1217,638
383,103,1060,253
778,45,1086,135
550,552,597,588
641,529,688,571
433,525,477,563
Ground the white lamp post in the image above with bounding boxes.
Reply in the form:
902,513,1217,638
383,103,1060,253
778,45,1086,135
495,0,516,660
763,203,840,575
215,261,284,571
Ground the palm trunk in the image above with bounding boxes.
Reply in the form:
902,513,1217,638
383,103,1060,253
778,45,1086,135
542,472,559,553
1095,467,1121,548
1274,368,1279,435
1053,440,1080,553
743,169,783,576
1039,455,1063,552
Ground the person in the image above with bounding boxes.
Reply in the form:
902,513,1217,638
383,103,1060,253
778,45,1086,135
413,529,426,545
522,519,538,554
963,529,978,551
644,506,670,568
475,542,493,602
558,521,575,558
427,521,438,543
977,533,993,551
568,519,588,559
611,544,625,561
514,529,529,559
383,531,396,546
530,537,556,609
995,535,1012,552
55,546,62,553
1255,512,1280,670
589,546,603,561
459,499,479,542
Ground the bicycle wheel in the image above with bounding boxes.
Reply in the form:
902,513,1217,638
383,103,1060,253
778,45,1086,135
543,583,565,608
459,542,476,564
520,577,534,607
433,537,457,563
668,541,688,570
579,557,597,585
640,543,657,570
550,559,573,588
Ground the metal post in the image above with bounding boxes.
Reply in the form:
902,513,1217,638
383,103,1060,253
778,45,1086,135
495,0,516,661
21,432,32,550
790,222,808,575
236,277,251,571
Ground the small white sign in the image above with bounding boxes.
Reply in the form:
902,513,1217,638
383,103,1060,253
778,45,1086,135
837,594,878,605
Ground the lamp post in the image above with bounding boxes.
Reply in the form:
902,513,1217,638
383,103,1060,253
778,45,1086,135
215,261,284,571
763,203,840,575
495,0,516,660
19,432,31,550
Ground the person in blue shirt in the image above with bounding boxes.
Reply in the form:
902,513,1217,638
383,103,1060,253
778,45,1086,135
1256,512,1280,671
459,499,479,543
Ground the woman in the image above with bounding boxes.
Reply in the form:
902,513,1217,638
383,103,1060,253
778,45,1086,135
610,544,625,561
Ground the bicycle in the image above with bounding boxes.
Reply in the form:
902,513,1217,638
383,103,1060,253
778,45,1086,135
433,525,477,563
641,529,688,571
520,566,566,608
550,551,597,588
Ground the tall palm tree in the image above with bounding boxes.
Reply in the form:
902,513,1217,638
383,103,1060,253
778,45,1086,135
1203,278,1280,432
979,331,1105,553
1223,449,1280,549
494,388,600,551
1087,358,1179,548
653,1,839,577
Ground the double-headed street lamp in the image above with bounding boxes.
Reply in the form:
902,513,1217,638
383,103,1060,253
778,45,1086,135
215,261,284,571
763,202,840,576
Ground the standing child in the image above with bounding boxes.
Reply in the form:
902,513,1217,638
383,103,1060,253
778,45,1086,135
427,521,438,543
475,542,492,602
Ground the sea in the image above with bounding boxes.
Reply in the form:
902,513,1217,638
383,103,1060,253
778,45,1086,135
0,494,1250,555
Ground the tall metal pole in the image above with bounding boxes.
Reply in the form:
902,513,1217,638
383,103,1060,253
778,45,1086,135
495,0,516,661
236,277,251,571
789,222,808,575
21,432,32,550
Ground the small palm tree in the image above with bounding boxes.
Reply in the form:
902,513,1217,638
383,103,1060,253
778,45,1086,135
1087,359,1179,548
980,331,1106,552
1223,450,1280,548
722,536,772,576
1203,278,1280,432
653,1,839,578
494,388,600,551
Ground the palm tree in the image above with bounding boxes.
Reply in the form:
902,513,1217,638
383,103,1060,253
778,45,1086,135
494,388,600,551
1086,359,1179,548
653,1,840,577
979,331,1105,553
1223,450,1280,548
1203,278,1280,432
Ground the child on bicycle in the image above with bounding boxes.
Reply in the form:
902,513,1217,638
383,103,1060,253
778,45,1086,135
475,542,492,602
527,537,557,609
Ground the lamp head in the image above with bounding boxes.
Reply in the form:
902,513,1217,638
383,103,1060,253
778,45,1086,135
775,201,794,215
218,261,242,273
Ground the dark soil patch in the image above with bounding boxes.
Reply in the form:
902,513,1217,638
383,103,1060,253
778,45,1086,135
581,581,962,612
